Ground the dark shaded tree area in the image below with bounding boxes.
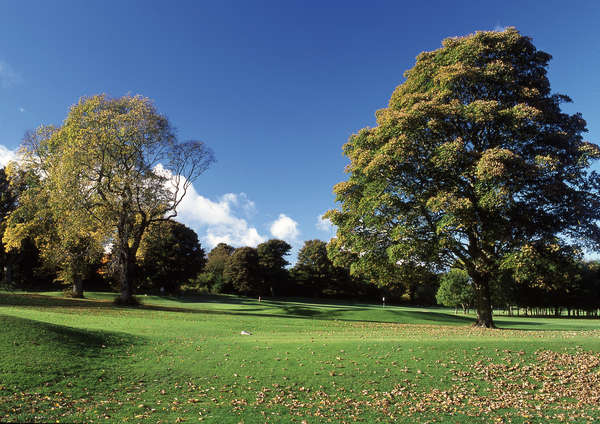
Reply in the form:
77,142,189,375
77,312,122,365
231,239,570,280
136,221,206,295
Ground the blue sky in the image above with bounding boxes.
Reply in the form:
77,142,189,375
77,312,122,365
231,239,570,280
1,0,599,260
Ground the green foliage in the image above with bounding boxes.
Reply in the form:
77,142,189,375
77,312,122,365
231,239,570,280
180,272,213,295
291,239,369,299
223,247,263,295
292,240,337,297
136,220,205,294
0,167,58,290
206,243,234,277
327,28,600,327
257,239,291,296
205,243,235,292
5,95,214,303
436,269,474,312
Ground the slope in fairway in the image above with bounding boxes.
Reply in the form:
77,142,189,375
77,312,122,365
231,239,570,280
1,292,600,423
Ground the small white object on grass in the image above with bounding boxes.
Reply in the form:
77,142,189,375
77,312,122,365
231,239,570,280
240,330,252,336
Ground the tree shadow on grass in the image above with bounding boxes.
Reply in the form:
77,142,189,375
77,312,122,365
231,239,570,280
0,293,565,329
0,314,139,390
389,309,475,325
0,292,472,325
0,313,135,355
0,293,115,309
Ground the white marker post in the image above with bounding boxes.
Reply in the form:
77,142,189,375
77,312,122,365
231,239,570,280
382,296,385,308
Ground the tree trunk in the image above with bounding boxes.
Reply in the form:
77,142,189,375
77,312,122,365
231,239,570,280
115,224,136,305
117,250,137,304
472,277,495,328
71,276,84,298
116,217,146,305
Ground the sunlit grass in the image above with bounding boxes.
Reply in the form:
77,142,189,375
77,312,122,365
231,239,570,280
1,291,600,422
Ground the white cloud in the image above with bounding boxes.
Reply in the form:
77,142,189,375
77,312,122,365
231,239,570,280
316,213,336,235
18,107,25,113
0,61,23,88
493,24,508,32
177,188,266,248
270,214,300,242
0,145,18,168
153,164,266,248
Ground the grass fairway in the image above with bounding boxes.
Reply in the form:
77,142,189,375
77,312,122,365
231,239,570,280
1,293,600,423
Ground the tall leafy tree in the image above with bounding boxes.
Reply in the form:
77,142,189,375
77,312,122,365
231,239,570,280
224,247,262,295
205,242,235,290
436,269,474,313
0,167,53,290
137,220,206,294
292,239,346,297
257,239,291,296
2,162,93,295
8,95,214,304
327,28,600,327
0,167,17,284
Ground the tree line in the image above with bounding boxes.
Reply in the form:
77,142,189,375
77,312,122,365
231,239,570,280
2,28,600,323
4,169,600,318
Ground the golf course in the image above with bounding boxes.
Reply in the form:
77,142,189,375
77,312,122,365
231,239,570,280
1,292,599,423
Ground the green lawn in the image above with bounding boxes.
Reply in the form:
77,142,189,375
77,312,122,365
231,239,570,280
1,292,599,423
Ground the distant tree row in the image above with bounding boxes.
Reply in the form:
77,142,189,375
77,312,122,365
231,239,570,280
183,239,382,301
436,257,600,317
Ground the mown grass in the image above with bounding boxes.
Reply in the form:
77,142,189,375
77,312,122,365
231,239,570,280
1,291,600,423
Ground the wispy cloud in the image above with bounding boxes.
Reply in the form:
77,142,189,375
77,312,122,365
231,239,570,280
0,61,23,88
270,214,300,242
493,23,508,32
18,107,25,113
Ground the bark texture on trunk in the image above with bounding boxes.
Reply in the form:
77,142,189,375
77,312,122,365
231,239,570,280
116,216,145,306
71,276,84,298
117,248,137,305
473,275,495,328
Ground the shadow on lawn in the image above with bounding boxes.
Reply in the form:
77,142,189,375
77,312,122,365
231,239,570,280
390,309,474,325
0,293,537,328
0,292,372,323
0,293,115,309
0,313,135,354
0,313,139,391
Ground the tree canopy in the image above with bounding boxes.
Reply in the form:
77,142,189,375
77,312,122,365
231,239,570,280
326,28,600,327
257,239,291,296
5,95,214,303
137,220,206,294
224,247,262,295
436,269,474,313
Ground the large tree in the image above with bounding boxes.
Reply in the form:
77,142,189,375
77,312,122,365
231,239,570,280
0,167,54,290
3,160,103,297
205,242,235,290
9,95,214,304
137,220,206,294
291,239,351,297
436,269,474,313
257,239,291,296
326,28,600,327
224,247,262,295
